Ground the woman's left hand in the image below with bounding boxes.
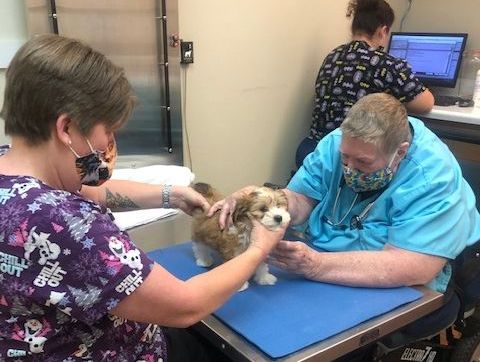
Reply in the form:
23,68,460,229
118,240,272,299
170,186,210,215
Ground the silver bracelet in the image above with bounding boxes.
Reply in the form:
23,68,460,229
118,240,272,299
162,184,172,208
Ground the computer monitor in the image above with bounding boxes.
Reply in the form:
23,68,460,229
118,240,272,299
388,32,468,88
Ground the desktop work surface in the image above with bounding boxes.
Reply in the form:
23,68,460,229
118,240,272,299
148,242,444,361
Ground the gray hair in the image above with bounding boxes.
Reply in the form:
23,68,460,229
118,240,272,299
340,93,411,155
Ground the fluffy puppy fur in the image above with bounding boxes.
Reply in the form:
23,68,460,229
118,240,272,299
191,182,290,290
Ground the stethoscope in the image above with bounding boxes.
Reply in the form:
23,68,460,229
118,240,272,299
322,178,385,230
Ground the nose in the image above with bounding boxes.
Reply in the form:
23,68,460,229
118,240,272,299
274,215,283,223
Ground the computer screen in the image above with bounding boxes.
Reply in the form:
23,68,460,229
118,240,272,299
388,32,468,88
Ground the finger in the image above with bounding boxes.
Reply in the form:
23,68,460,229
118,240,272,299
267,257,292,271
201,200,211,213
218,207,230,230
227,214,233,228
269,251,298,263
251,219,266,229
276,240,300,251
207,202,222,217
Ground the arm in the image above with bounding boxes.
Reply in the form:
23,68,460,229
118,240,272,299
208,186,317,229
404,89,435,114
283,189,317,225
383,57,434,114
269,241,446,288
111,221,284,327
80,180,210,215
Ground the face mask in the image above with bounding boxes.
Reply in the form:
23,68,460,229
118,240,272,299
68,138,117,186
343,152,396,193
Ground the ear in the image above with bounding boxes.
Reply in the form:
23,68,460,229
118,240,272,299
378,25,389,38
232,196,253,224
397,141,410,159
55,114,74,146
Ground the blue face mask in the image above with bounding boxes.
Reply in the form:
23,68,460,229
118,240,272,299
343,152,396,193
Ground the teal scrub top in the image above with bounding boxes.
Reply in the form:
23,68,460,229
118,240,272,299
288,117,480,292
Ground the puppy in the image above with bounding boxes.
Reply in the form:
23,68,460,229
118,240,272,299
191,182,290,290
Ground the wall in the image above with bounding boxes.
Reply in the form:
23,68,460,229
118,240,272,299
2,1,476,193
178,0,352,193
0,0,28,145
390,0,480,51
177,0,480,194
388,0,480,97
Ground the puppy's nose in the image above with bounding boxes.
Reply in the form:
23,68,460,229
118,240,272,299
274,215,283,223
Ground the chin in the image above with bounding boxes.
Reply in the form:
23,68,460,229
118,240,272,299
191,183,290,291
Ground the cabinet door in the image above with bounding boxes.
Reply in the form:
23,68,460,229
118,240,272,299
24,0,183,167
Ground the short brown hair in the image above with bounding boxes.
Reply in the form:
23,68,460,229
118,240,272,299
340,93,410,155
1,34,136,145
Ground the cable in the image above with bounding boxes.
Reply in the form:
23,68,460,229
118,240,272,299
181,64,193,172
399,0,413,32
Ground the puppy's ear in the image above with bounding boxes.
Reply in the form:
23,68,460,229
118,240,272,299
232,196,253,223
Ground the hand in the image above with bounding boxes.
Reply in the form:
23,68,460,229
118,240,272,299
268,240,316,277
248,220,287,258
170,186,210,216
207,196,236,229
207,186,257,229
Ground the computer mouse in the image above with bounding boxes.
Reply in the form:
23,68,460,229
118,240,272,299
458,99,475,107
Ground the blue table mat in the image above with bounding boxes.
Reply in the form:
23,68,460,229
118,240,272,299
148,242,422,358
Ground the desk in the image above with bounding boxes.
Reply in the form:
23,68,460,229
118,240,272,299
412,105,480,145
193,286,444,362
149,244,445,361
412,105,480,207
415,105,480,126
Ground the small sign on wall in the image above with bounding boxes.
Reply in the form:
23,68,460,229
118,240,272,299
0,40,25,68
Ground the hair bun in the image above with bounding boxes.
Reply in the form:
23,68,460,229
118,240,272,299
347,0,380,18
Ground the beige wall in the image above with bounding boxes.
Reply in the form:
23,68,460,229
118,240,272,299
1,1,478,193
178,0,352,193
178,0,480,194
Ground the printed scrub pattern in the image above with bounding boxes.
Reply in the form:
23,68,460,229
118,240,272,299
0,147,166,361
310,40,425,141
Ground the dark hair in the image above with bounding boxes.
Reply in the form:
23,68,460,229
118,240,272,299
1,34,136,145
346,0,395,37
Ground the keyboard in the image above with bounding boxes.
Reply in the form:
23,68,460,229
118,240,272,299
434,95,459,106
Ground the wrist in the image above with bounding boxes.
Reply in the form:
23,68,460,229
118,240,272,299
162,184,172,208
247,243,268,260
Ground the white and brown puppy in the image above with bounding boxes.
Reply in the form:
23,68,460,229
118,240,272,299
191,183,290,291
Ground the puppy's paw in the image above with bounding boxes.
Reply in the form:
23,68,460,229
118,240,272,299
254,272,277,285
195,256,214,267
238,281,249,292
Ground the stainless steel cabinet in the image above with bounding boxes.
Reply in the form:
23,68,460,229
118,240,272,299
25,0,183,167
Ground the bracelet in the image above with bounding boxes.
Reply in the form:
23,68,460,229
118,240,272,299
162,184,172,208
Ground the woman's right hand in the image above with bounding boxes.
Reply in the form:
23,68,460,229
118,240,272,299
248,219,287,258
207,185,257,229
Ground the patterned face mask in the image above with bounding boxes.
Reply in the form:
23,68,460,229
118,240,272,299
343,152,396,193
68,138,117,186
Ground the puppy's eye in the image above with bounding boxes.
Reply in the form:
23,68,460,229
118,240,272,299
260,205,268,212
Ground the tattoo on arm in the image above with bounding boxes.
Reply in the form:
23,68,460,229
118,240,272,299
106,188,140,210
